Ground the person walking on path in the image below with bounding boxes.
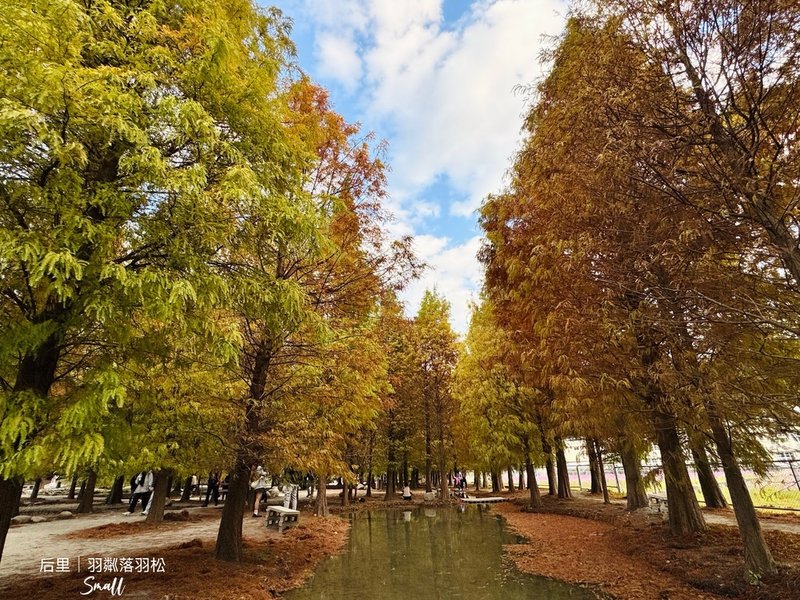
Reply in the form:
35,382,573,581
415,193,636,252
251,466,268,517
125,471,153,515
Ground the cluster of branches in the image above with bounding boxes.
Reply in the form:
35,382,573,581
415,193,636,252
0,0,420,564
471,0,800,577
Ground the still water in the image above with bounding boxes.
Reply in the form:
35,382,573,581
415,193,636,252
285,505,597,599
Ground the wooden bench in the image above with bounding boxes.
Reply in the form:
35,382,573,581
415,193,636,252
264,506,299,528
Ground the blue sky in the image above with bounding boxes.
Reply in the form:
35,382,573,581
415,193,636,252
269,0,568,332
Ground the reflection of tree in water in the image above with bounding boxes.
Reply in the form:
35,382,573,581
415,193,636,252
427,510,441,597
286,507,595,600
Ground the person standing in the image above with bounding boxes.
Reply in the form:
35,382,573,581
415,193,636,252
125,470,153,515
220,473,230,502
251,466,268,517
188,474,198,498
203,472,220,507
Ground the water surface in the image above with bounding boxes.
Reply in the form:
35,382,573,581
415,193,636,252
285,505,596,599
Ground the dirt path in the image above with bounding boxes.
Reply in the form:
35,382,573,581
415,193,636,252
1,507,227,577
496,504,724,600
536,492,800,535
703,511,800,534
490,493,800,600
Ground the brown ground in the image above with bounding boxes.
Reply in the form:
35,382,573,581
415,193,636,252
496,493,800,600
0,513,350,599
5,489,799,599
63,510,208,540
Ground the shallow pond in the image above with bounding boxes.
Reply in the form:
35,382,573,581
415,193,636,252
285,505,597,599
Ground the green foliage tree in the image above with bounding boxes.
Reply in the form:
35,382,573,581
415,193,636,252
0,0,268,561
415,290,459,500
455,299,544,509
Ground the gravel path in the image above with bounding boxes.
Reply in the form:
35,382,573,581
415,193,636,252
0,507,228,577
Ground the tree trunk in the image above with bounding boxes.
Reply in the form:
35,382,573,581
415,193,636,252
2,332,62,564
214,461,250,562
541,435,557,495
384,466,396,500
707,409,775,575
652,408,706,535
522,436,543,511
145,470,171,523
76,470,97,514
620,441,648,510
525,458,542,510
689,438,728,509
0,477,23,565
67,474,79,500
555,442,572,499
423,394,433,492
424,448,432,492
106,475,124,505
11,479,22,518
437,453,449,501
506,466,514,492
491,471,500,492
29,478,41,502
595,440,610,504
365,433,374,498
316,475,329,517
587,439,602,494
180,476,193,502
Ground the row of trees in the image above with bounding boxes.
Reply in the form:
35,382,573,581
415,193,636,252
4,0,796,584
0,0,424,565
466,0,800,577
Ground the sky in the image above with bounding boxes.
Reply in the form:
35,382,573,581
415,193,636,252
271,0,568,333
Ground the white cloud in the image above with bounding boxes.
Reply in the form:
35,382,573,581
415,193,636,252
299,0,370,31
286,0,565,332
315,33,363,90
352,1,563,205
402,235,484,334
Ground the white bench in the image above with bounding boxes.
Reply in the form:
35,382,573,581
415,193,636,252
264,506,300,528
649,494,668,513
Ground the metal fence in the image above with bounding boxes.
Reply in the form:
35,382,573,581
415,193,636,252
531,458,800,511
